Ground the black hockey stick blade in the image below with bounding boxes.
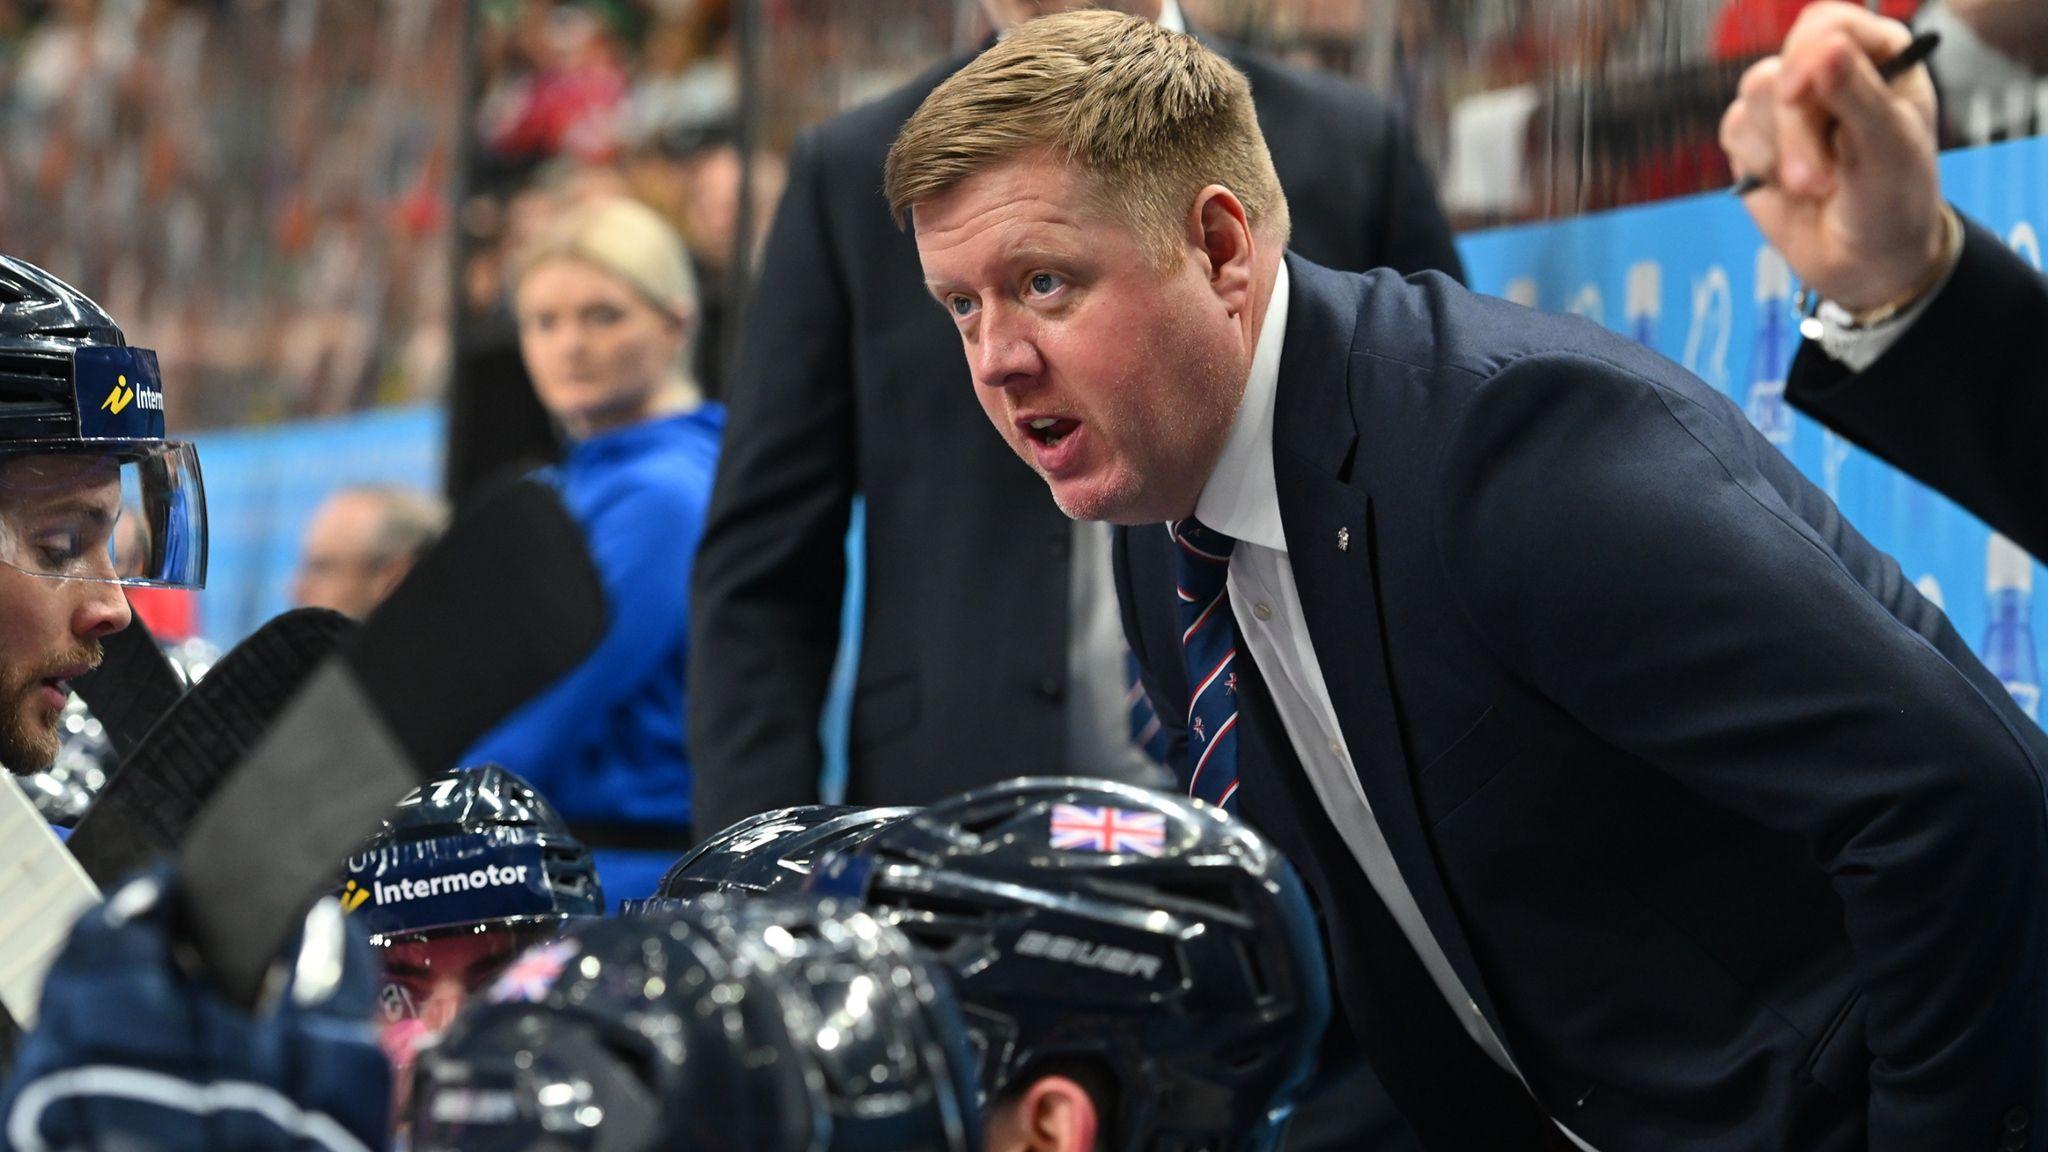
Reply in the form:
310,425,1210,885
66,608,357,889
69,612,184,766
177,476,606,1007
0,996,19,1080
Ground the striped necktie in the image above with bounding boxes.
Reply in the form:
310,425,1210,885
1174,517,1241,812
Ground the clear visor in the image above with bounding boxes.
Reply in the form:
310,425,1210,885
0,442,206,589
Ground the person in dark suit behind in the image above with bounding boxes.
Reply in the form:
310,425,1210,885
888,12,2048,1150
1721,0,2048,557
686,0,1464,837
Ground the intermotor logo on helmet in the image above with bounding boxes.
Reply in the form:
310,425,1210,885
97,374,162,416
341,863,534,913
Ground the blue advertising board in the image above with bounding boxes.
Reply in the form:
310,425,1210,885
1458,137,2048,720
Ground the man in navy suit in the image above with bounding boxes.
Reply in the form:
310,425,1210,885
887,11,2048,1151
687,0,1464,839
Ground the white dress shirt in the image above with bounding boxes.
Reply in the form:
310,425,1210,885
1192,264,1597,1151
1067,518,1172,787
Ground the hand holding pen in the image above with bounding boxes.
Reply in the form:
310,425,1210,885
1720,2,1951,319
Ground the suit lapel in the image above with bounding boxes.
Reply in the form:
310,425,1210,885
1269,257,1509,1038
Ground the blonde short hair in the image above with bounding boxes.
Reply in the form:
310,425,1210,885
885,9,1289,267
512,195,699,323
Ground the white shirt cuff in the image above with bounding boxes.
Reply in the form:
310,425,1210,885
1814,288,1938,372
1814,210,1965,373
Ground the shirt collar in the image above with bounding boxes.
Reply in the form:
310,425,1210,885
1192,261,1289,551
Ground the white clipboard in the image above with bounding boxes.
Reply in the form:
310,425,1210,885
0,780,100,1027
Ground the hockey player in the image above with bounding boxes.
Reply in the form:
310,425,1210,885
409,894,982,1152
812,778,1332,1152
0,255,206,776
3,869,389,1152
341,763,603,1109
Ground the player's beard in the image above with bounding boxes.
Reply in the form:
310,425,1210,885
0,644,99,775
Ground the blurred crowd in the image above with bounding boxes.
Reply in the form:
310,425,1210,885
1,0,2044,429
460,0,778,400
0,0,464,429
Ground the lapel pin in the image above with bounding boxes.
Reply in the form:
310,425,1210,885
1337,526,1350,552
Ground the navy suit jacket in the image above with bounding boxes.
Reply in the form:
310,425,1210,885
1117,255,2048,1151
1787,215,2048,560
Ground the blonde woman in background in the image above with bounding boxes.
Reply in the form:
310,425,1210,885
464,195,723,907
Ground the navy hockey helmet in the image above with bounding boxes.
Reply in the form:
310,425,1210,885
0,255,206,589
343,763,603,939
409,895,982,1152
341,764,604,1086
625,804,917,912
809,777,1331,1152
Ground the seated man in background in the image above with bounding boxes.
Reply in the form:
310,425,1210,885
809,779,1331,1152
293,484,448,620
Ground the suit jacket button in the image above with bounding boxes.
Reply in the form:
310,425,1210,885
2007,1108,2029,1132
1037,677,1064,701
2001,1132,2025,1151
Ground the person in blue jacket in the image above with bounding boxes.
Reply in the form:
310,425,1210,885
465,194,723,908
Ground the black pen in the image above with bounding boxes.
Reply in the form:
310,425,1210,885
1732,29,1942,197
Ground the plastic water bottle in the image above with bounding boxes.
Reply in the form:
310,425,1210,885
1984,533,2040,721
1683,266,1732,394
2010,223,2042,272
1968,90,1996,146
1568,283,1606,328
1626,261,1660,348
1821,431,1852,503
1915,575,1945,612
1746,247,1796,447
